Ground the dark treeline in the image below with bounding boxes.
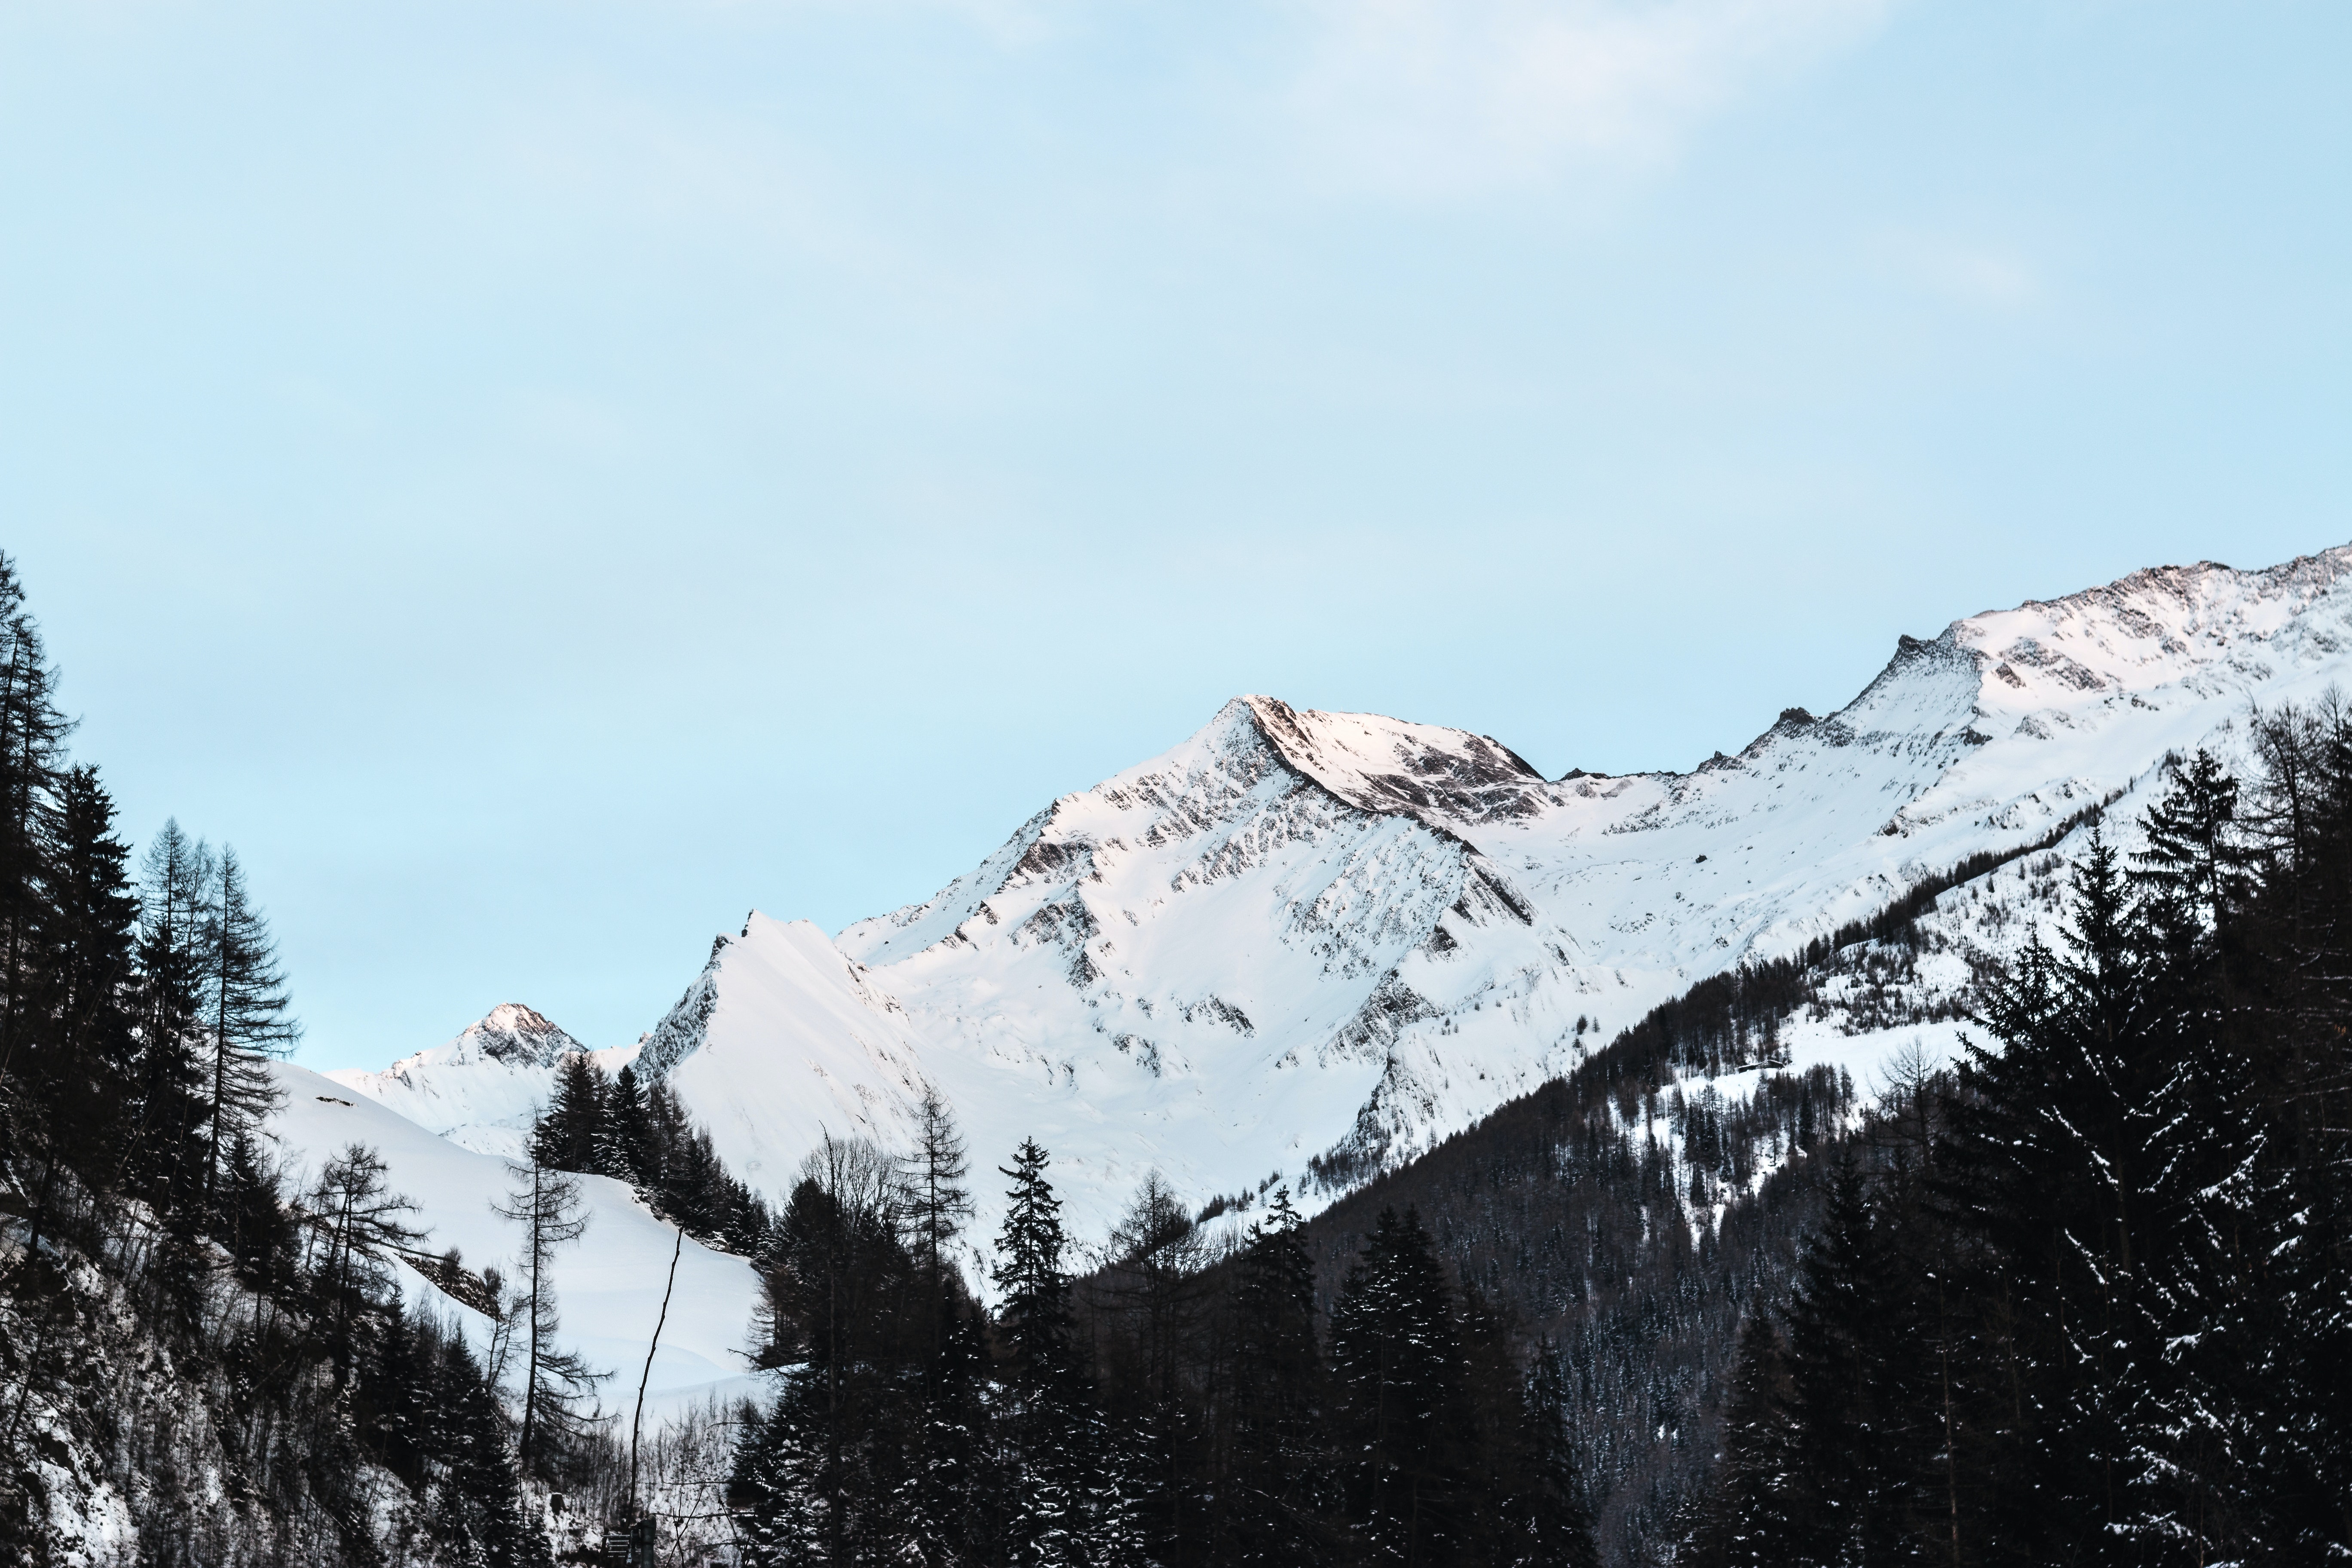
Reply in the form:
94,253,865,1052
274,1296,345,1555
1684,724,2352,1565
1301,1047,1857,1560
527,1049,774,1256
727,1093,1602,1567
0,556,553,1562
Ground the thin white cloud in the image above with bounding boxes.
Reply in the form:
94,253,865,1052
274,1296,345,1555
1287,0,1894,196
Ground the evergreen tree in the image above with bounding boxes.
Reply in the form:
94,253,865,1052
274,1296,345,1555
1500,1342,1599,1568
743,1132,916,1566
993,1138,1093,1568
0,554,69,1103
607,1060,653,1184
911,1283,996,1566
737,1371,830,1567
434,1329,552,1567
1774,1157,1932,1565
1687,1311,1794,1568
199,845,300,1214
1329,1205,1474,1565
2239,701,2352,1560
897,1089,988,1565
1219,1186,1339,1565
218,1129,300,1291
2133,748,2249,940
1098,1170,1208,1560
303,1142,425,1366
15,764,138,1252
1947,830,2166,1560
358,1293,432,1488
530,1050,609,1175
903,1087,975,1313
126,818,213,1217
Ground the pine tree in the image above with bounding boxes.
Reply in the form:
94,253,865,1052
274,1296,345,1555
1689,1311,1795,1568
1219,1187,1338,1565
738,1365,832,1567
15,764,138,1253
903,1087,975,1312
746,1131,916,1565
199,845,300,1214
1501,1342,1599,1568
303,1142,425,1366
1329,1205,1474,1565
126,818,213,1218
897,1089,987,1565
993,1138,1093,1568
1099,1170,1208,1560
911,1283,996,1566
2133,748,2249,941
2240,699,2352,1560
1774,1157,1932,1565
530,1051,609,1175
607,1060,653,1184
1944,830,2171,1561
218,1129,300,1291
358,1293,432,1488
434,1329,552,1567
0,554,70,1107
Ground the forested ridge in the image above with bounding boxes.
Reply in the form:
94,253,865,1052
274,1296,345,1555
1297,727,2351,1565
1291,798,2105,1560
1680,735,2352,1564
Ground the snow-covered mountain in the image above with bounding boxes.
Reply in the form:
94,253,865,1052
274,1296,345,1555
313,544,2352,1249
325,1002,636,1158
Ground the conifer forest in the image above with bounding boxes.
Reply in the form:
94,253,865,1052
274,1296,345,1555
3,542,2349,1568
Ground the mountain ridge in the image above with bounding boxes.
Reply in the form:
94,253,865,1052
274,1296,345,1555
318,541,2352,1250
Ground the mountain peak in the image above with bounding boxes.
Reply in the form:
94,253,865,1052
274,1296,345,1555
1239,693,1550,824
454,1002,583,1067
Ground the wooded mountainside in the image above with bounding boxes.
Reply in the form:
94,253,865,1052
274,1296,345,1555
1298,729,2352,1566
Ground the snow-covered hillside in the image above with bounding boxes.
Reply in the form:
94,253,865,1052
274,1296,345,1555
318,545,2352,1252
274,1062,763,1423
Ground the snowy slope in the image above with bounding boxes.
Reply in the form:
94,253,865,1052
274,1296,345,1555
270,1063,764,1423
331,544,2352,1254
321,1003,641,1158
644,915,937,1190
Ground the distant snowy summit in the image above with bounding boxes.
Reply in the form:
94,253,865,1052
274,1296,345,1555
325,1001,631,1156
319,543,2352,1240
450,1002,583,1067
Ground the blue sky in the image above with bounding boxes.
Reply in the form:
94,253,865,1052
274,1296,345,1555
4,0,2346,1069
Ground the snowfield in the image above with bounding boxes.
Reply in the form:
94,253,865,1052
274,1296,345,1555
293,542,2352,1321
